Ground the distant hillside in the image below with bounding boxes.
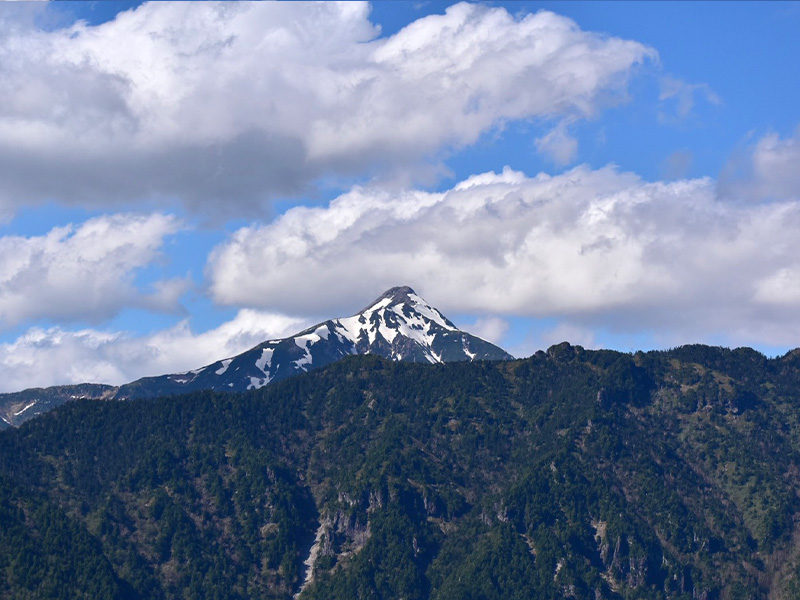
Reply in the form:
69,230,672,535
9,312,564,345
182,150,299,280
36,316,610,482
0,383,117,430
2,344,800,598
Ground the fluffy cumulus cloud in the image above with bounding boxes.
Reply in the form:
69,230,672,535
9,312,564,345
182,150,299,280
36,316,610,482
0,1,653,217
0,213,185,329
207,164,800,349
0,309,309,392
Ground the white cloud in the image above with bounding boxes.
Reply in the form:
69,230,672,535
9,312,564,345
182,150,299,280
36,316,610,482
535,124,579,165
0,213,185,329
658,75,721,122
207,163,800,349
753,267,800,305
719,127,800,204
659,149,693,180
0,309,310,392
0,1,654,217
751,128,800,199
456,316,510,346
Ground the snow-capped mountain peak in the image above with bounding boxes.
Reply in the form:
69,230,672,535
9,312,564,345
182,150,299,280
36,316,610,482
115,286,513,398
357,286,454,325
334,286,458,359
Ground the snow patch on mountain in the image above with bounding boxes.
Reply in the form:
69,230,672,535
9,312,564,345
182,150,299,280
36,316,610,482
14,401,38,417
215,359,232,376
313,324,331,340
462,338,476,360
294,335,316,371
256,348,274,375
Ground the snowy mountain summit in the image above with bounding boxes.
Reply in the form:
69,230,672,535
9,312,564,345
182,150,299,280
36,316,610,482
116,286,513,398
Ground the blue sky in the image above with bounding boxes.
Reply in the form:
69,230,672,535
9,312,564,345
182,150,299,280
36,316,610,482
0,1,798,391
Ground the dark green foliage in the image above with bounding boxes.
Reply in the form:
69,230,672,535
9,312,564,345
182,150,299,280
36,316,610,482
3,345,800,598
0,475,125,599
430,522,541,600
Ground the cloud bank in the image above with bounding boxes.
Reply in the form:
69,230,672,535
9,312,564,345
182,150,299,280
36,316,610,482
0,1,653,217
1,126,798,390
208,158,800,349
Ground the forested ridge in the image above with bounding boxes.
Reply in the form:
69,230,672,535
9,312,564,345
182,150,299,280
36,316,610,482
3,343,800,598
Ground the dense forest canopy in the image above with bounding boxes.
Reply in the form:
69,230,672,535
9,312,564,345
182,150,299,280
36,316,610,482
2,344,800,599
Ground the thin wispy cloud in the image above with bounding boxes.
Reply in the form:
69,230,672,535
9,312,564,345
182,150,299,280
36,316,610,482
535,124,579,166
658,75,722,123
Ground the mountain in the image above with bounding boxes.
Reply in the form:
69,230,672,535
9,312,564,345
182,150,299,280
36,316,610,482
0,383,116,430
0,286,512,426
117,286,512,399
2,344,800,598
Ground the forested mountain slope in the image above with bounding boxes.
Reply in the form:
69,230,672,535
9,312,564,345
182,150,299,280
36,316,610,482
2,343,800,599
